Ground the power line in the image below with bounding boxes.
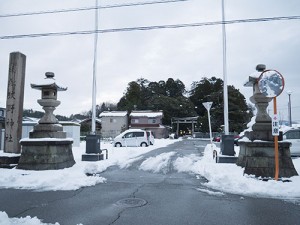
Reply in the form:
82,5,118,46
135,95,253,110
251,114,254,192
0,0,189,18
1,16,299,40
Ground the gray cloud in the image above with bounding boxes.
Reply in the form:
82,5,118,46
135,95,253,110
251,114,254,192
0,0,299,122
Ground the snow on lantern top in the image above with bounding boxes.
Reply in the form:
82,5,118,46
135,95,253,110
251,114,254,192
31,72,67,100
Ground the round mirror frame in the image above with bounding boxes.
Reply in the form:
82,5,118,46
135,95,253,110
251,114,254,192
258,69,285,98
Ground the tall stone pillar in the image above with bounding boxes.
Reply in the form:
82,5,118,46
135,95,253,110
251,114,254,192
4,52,26,153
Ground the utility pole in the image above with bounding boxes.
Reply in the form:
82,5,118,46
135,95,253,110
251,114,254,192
221,0,229,134
91,0,99,134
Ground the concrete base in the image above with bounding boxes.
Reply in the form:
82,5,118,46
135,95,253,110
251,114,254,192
217,155,238,163
18,139,75,170
0,155,20,168
82,153,104,161
237,141,298,178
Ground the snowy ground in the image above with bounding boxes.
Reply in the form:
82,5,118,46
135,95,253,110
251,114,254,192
0,138,299,224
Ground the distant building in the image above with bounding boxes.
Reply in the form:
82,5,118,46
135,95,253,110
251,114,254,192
99,111,128,138
129,110,168,138
79,118,102,136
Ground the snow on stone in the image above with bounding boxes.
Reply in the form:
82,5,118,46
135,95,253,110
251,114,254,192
0,150,20,157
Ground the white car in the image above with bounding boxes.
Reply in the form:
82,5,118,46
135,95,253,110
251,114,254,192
283,129,300,157
114,129,149,147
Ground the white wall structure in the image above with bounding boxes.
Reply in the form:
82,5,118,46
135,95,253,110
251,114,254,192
21,118,80,147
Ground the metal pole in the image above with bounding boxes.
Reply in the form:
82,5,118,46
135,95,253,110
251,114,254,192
207,109,213,145
273,97,279,181
91,0,99,134
287,91,292,126
222,0,229,134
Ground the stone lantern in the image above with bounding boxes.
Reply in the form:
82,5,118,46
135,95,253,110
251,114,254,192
236,65,298,178
18,72,75,170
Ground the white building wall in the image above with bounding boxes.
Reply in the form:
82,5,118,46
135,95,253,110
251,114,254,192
21,122,81,147
62,124,80,147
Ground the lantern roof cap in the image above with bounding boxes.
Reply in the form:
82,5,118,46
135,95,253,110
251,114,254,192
31,72,67,91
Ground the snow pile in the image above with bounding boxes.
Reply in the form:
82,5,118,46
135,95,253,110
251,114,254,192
0,211,60,225
174,144,300,200
0,139,179,191
0,164,106,191
139,152,176,174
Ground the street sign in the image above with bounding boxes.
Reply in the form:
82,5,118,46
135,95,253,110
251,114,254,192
272,114,279,136
202,102,213,111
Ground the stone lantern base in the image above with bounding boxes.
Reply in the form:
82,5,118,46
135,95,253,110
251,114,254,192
237,141,298,178
18,139,75,170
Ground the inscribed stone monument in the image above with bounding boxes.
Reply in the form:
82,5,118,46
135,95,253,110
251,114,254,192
4,52,26,153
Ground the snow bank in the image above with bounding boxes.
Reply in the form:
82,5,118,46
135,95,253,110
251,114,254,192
139,152,176,174
174,144,300,201
0,211,61,225
0,138,179,191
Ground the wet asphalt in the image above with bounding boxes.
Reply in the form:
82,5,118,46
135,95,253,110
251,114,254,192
0,139,299,225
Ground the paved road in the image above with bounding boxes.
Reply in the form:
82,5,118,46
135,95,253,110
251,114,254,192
1,139,299,225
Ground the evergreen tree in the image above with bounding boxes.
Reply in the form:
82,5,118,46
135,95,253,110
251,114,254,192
117,78,196,127
189,77,252,133
117,81,142,111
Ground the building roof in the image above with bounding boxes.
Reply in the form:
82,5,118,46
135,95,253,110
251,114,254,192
130,111,163,117
99,111,127,117
79,118,101,124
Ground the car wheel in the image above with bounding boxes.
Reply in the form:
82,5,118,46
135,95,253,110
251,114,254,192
115,143,122,147
140,142,148,147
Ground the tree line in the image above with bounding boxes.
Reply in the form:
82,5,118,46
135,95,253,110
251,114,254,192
117,77,253,133
23,77,253,133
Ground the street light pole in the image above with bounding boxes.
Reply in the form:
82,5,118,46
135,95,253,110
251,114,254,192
222,0,229,135
287,91,292,126
91,0,99,134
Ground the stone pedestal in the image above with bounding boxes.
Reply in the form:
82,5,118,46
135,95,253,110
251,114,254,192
237,141,298,178
18,139,74,170
0,154,20,168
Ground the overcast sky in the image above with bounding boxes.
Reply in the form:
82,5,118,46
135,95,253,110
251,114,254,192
1,0,299,123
